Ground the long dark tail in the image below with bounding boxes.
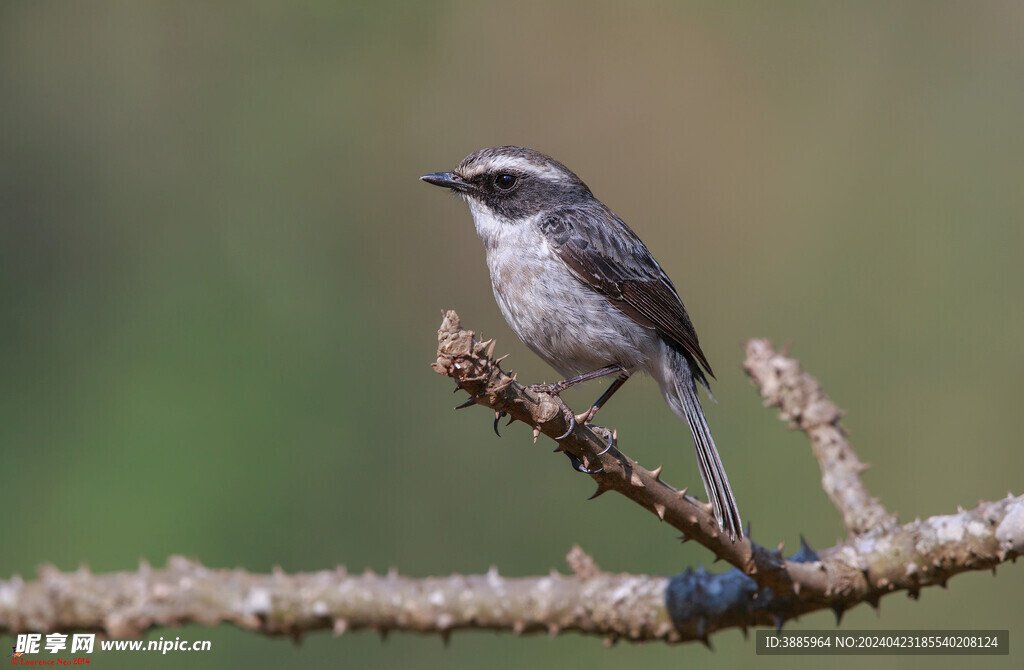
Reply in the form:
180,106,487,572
656,343,743,541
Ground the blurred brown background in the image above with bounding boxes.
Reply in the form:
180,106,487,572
1,2,1022,668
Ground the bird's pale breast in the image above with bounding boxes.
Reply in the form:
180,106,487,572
469,203,657,378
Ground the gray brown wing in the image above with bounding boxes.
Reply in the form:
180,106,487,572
539,208,714,378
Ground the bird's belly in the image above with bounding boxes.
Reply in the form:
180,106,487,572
486,247,656,377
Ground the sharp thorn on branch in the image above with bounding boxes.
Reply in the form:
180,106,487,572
454,396,478,410
493,410,506,437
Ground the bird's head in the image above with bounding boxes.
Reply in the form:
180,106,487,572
421,146,593,220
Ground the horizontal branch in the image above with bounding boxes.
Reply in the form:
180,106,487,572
2,488,1020,644
0,553,678,643
667,492,1024,639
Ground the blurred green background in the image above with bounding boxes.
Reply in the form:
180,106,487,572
2,1,1022,668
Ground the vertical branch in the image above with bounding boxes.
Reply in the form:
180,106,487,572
743,339,897,535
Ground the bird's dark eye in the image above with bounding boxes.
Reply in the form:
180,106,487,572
494,173,517,190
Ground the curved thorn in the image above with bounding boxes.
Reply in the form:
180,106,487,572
554,413,576,441
454,396,477,410
493,410,506,437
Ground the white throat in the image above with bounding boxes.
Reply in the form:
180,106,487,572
465,198,540,252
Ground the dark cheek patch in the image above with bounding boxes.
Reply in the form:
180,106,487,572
487,181,578,220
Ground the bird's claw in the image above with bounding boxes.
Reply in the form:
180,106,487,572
493,410,507,437
553,412,575,440
563,425,614,474
596,428,615,456
565,452,602,474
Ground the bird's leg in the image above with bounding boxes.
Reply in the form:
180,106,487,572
528,364,624,396
575,372,630,425
528,365,624,474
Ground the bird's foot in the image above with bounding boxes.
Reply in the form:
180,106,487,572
565,452,602,474
590,425,615,457
562,425,615,475
553,411,575,440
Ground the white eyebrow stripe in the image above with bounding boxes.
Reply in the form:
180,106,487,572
460,155,567,182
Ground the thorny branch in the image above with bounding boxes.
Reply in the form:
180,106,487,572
743,339,897,535
429,310,1023,637
0,553,675,643
432,312,800,593
1,311,1020,645
2,494,1020,645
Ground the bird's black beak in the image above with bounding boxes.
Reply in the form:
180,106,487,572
420,171,475,194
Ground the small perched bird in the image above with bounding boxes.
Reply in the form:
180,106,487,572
422,146,742,541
